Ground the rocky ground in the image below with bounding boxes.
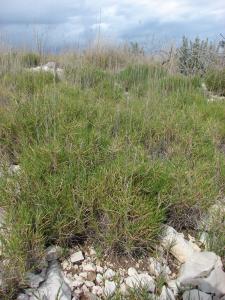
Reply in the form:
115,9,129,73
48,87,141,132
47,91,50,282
16,223,225,300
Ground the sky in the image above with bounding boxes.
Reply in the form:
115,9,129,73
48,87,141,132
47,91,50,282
0,0,224,50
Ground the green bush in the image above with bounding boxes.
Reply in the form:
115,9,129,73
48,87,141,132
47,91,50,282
205,68,225,96
178,36,216,76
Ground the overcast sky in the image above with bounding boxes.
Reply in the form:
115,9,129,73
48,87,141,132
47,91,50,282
0,0,224,50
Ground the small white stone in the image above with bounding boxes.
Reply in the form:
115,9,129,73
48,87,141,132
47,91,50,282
9,164,21,175
70,251,84,263
72,279,84,288
82,285,89,293
92,285,103,296
79,272,88,279
128,267,138,276
96,266,104,274
104,268,116,279
119,268,126,277
149,258,171,277
62,260,70,270
104,280,116,297
73,288,83,297
85,280,95,288
83,263,96,272
125,273,155,293
96,273,103,285
89,247,97,256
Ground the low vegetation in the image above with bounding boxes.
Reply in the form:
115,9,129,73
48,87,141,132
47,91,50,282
0,41,224,297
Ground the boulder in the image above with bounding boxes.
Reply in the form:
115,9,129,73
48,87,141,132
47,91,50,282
177,251,225,298
25,271,45,288
183,290,212,300
161,226,201,263
29,261,71,300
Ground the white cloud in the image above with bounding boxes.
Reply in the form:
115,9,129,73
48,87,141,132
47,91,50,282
0,0,224,47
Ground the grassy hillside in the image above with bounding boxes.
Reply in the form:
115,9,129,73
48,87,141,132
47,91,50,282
0,48,225,296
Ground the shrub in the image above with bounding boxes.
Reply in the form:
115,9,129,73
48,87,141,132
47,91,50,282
178,36,216,75
205,68,225,96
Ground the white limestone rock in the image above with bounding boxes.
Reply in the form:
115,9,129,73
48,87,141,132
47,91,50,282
96,265,104,274
92,285,103,296
85,280,95,288
104,280,116,297
83,263,96,272
160,286,175,300
104,268,116,279
177,251,225,298
9,164,21,175
167,280,180,296
149,257,171,277
161,225,201,263
127,267,138,276
46,245,63,262
125,273,155,293
25,272,45,288
29,261,71,300
70,250,84,263
96,273,103,285
183,290,212,300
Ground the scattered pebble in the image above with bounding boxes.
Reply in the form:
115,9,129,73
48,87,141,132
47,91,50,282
71,251,84,263
104,268,116,279
104,280,116,297
82,263,96,273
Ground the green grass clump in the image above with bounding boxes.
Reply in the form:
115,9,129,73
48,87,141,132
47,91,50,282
118,64,167,96
0,52,225,296
205,68,225,96
2,71,55,96
21,52,41,67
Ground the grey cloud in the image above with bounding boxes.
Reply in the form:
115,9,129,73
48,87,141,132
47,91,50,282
0,0,224,49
